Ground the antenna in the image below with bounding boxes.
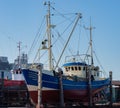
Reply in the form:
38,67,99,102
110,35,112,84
84,18,95,66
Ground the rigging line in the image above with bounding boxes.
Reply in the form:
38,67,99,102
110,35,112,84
33,29,48,63
52,54,57,64
49,13,79,53
83,25,90,42
61,17,76,36
32,19,50,64
67,20,83,57
83,45,91,63
33,49,47,64
77,20,82,55
51,5,79,23
51,22,76,58
29,21,45,57
54,14,77,27
83,26,107,77
84,23,107,77
56,17,82,58
83,25,93,63
51,17,75,47
53,13,80,16
64,19,83,56
55,13,81,69
32,34,47,63
93,50,107,77
28,16,45,57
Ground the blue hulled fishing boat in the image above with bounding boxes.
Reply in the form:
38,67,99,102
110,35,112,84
22,1,110,105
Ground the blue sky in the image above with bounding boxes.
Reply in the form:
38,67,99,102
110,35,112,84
0,0,120,80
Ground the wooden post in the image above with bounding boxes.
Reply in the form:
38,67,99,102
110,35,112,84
1,71,4,106
109,71,113,108
58,68,64,108
88,68,92,108
1,71,4,89
36,65,43,108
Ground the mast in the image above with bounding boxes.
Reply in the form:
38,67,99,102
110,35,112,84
45,1,52,71
85,19,95,66
89,25,93,107
17,41,22,68
85,19,95,108
90,21,94,66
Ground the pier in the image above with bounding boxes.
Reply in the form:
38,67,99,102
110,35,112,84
0,69,120,108
0,73,120,107
35,71,120,108
0,82,31,107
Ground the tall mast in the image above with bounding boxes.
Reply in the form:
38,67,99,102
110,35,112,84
85,20,95,107
85,19,95,66
45,1,52,70
90,22,93,66
17,41,22,68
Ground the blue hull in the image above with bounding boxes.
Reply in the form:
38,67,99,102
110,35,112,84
22,69,110,90
22,69,110,104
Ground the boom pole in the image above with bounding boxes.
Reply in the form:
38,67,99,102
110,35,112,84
55,13,82,70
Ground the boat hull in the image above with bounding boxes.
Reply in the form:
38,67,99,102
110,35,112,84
0,79,25,87
22,69,110,105
26,87,104,104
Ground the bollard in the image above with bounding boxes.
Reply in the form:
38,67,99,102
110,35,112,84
36,65,43,108
109,71,113,108
58,68,64,108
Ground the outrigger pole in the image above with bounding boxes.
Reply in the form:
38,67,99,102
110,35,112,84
55,13,82,70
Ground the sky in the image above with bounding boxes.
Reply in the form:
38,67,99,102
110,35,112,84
0,0,120,80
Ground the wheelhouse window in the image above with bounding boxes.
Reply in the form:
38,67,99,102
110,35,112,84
75,66,77,71
83,67,86,70
65,67,68,72
65,67,71,71
79,66,81,71
71,67,74,71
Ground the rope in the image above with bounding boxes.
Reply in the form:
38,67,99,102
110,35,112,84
28,16,45,58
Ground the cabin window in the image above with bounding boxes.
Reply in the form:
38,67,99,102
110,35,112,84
68,67,70,71
65,67,70,72
71,67,74,71
66,67,68,72
83,67,85,70
78,66,81,70
75,67,77,71
19,71,22,74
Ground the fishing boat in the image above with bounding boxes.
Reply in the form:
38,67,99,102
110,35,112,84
22,1,110,106
0,42,27,88
0,43,30,106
